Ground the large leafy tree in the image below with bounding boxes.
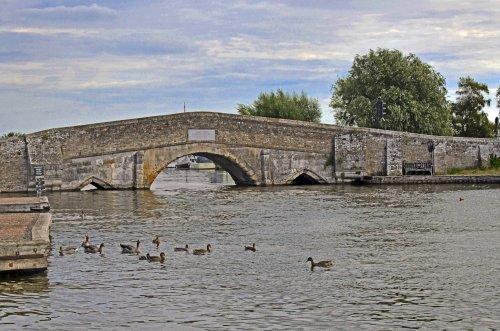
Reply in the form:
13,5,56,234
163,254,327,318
330,48,453,135
237,88,322,122
496,86,500,116
452,76,493,138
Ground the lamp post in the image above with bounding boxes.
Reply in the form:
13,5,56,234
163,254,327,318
376,97,383,129
495,117,499,138
428,142,435,176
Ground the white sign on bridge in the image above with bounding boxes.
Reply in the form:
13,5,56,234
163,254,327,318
188,129,216,142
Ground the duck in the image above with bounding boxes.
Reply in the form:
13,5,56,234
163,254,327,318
81,234,91,247
120,240,141,254
244,243,256,252
193,244,212,255
152,236,160,248
174,244,189,252
148,252,166,262
85,243,105,254
307,257,333,270
59,246,78,256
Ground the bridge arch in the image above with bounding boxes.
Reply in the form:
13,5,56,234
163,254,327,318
77,176,114,190
143,145,260,188
283,169,327,185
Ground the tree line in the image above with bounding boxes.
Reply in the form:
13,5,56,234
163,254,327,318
238,48,500,138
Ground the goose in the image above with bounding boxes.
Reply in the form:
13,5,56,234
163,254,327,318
148,252,166,262
139,254,148,260
85,243,105,254
120,240,141,254
193,244,212,255
307,257,333,270
59,246,78,256
152,236,160,248
174,244,189,252
81,234,91,247
244,243,256,252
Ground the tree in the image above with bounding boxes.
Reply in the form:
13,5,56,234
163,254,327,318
496,86,500,115
1,132,24,139
451,76,493,138
330,48,453,136
237,88,322,122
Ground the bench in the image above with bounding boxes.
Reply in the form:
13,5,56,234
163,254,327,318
403,160,433,175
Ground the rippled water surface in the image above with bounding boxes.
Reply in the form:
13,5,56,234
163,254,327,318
1,170,499,330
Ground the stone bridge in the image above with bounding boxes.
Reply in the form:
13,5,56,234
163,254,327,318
1,112,499,192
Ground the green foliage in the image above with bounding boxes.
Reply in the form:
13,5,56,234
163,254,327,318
496,86,500,124
496,86,500,112
330,48,453,136
452,76,493,138
237,88,322,122
1,132,24,138
490,153,500,169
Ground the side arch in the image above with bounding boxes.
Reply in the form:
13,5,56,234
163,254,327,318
77,176,114,190
283,169,327,185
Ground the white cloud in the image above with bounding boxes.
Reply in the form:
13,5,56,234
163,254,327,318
23,3,117,21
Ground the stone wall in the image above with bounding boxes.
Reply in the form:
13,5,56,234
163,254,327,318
0,136,28,192
0,112,499,192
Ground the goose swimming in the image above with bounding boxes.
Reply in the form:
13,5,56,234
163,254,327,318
120,240,141,254
174,244,189,252
306,257,333,270
59,246,78,256
84,243,105,254
148,252,166,263
244,243,256,252
193,244,212,255
81,234,91,247
152,236,160,248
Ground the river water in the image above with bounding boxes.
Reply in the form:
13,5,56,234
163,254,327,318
1,169,499,330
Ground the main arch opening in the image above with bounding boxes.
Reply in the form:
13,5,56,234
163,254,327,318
149,151,256,190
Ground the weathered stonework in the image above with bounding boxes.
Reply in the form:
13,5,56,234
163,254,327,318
0,112,499,192
0,136,28,192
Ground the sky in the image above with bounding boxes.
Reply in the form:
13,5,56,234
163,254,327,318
0,0,499,134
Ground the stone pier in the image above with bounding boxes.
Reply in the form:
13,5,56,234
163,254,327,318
0,197,52,274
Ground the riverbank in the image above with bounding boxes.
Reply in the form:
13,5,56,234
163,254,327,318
364,175,500,185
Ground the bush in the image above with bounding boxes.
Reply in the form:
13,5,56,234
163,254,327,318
489,153,500,168
447,167,463,174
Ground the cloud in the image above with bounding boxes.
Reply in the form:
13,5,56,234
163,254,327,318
24,3,117,22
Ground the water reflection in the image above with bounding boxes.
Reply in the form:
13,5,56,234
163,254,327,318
0,273,50,326
0,273,49,294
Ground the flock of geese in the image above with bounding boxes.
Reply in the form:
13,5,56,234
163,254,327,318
59,234,333,270
59,211,334,270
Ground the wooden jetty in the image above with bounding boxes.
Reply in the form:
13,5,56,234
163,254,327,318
0,197,52,274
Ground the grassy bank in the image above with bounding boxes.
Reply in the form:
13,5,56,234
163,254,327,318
444,167,500,176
